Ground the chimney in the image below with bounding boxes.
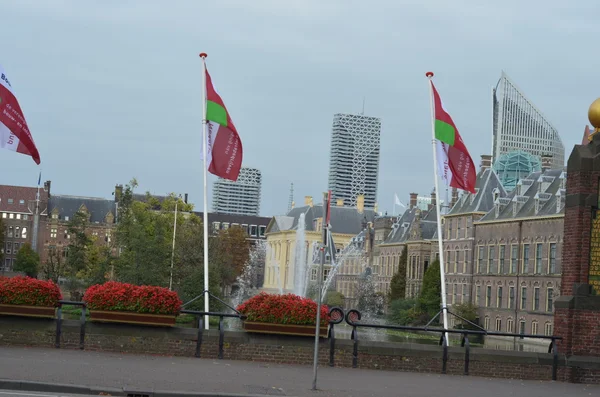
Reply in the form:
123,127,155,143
357,195,365,214
428,191,436,211
583,125,592,145
409,193,418,209
43,181,51,198
184,193,188,204
336,198,344,207
374,202,378,213
480,154,492,171
114,184,123,203
291,201,295,209
304,196,313,207
541,154,553,172
450,187,459,209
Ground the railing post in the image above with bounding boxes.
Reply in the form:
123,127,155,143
461,334,470,376
79,304,86,350
195,316,203,358
551,338,558,381
329,324,335,367
441,335,448,374
218,316,224,359
351,326,358,368
55,306,62,349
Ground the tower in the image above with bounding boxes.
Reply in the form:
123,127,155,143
212,167,262,216
287,183,294,213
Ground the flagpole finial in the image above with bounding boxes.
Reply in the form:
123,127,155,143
199,52,208,59
425,71,434,78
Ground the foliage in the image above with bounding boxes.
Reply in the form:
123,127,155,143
387,298,420,325
41,247,67,283
0,217,4,264
66,210,93,275
389,248,407,302
452,303,480,330
324,291,345,307
83,281,182,315
0,276,62,307
213,226,250,292
237,293,330,326
418,259,441,318
13,243,40,277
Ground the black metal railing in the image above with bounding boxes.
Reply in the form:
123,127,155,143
55,300,87,350
326,307,562,381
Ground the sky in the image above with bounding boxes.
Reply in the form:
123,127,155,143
0,0,596,217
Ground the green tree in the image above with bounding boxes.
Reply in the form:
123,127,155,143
66,210,93,275
388,298,420,325
325,291,345,307
389,247,407,302
0,217,4,265
452,302,479,330
213,226,250,293
13,243,40,277
41,247,66,283
418,259,441,318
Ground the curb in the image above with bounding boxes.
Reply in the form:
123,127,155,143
0,379,284,397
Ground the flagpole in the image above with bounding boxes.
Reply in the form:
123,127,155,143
169,198,178,291
31,170,41,254
426,71,449,341
200,52,210,330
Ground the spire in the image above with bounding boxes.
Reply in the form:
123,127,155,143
287,182,294,213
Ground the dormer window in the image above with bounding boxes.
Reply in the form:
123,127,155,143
492,188,500,202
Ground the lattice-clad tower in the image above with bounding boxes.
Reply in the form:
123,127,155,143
492,71,565,168
212,167,262,216
327,113,381,209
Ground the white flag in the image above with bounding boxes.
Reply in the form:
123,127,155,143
394,194,405,208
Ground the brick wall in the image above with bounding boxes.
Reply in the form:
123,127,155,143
1,317,600,384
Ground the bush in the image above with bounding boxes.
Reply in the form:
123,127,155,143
236,292,330,326
0,276,61,307
83,281,182,315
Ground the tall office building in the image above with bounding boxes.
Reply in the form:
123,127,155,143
212,167,262,216
492,71,565,168
327,113,381,209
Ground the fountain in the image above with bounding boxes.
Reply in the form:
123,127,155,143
293,213,307,296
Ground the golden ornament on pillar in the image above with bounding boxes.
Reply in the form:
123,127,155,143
588,98,600,141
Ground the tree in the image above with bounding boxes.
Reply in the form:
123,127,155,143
41,247,66,283
0,217,4,265
325,291,345,307
418,259,441,318
452,303,479,330
389,247,407,302
213,226,250,293
13,243,40,277
66,210,93,275
388,298,420,325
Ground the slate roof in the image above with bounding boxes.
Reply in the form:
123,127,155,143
267,204,377,235
382,206,438,244
48,195,116,224
447,168,507,215
478,168,565,222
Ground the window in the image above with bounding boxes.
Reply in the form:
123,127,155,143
1,213,5,218
520,287,527,310
259,225,266,237
484,317,490,330
9,213,13,219
488,246,495,273
7,226,13,238
462,284,467,303
486,286,492,307
534,287,540,311
323,269,330,282
476,286,481,305
478,246,484,273
19,199,25,205
535,243,543,274
549,243,557,274
511,245,518,273
532,321,539,335
452,284,457,304
445,250,450,273
250,225,257,236
499,245,506,274
545,322,553,336
310,268,317,281
446,219,452,239
16,214,21,220
509,286,515,309
13,242,19,252
4,258,11,270
456,218,461,239
497,287,503,308
22,227,27,239
507,319,514,333
5,242,12,255
463,249,468,273
212,222,220,233
547,288,554,312
23,214,28,220
519,320,526,335
50,228,57,238
64,216,69,221
15,226,20,238
7,198,13,204
453,250,458,273
495,318,502,332
222,223,230,230
522,244,530,273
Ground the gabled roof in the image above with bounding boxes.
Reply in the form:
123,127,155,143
447,168,507,215
382,205,438,244
48,195,115,224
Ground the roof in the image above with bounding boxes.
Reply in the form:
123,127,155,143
478,168,565,222
447,168,507,216
267,204,377,235
48,195,116,224
382,205,438,244
0,184,49,213
194,212,271,226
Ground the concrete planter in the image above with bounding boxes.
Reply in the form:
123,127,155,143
243,321,328,337
89,310,176,327
0,304,56,319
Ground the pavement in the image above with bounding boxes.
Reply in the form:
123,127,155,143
0,346,599,397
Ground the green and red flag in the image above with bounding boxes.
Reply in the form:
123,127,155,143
430,81,476,193
203,67,243,181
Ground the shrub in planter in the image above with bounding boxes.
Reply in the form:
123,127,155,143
0,276,62,307
237,292,330,326
83,281,182,315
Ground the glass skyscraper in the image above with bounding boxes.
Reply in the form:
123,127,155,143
212,167,262,216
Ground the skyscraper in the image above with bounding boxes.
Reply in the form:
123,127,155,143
327,113,381,209
492,72,565,168
212,167,262,216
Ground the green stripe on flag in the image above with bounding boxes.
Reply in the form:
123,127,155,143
435,120,455,146
207,100,228,126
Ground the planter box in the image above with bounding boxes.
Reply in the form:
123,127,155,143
89,310,176,327
0,304,56,319
243,321,328,337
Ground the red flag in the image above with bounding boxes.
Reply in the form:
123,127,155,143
0,64,40,164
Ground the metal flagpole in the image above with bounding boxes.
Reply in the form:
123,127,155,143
426,71,449,340
169,198,179,291
31,170,41,253
200,52,210,330
312,191,329,390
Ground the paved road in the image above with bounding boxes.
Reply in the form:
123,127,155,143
0,391,99,397
0,346,599,397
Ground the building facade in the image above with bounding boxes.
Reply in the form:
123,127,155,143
327,113,381,209
492,72,565,168
212,167,262,216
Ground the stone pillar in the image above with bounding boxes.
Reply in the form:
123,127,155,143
554,99,600,359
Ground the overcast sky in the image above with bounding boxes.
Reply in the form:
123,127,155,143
0,0,595,217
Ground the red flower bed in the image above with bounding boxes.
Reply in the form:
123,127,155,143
0,276,62,307
236,293,330,326
83,282,182,315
